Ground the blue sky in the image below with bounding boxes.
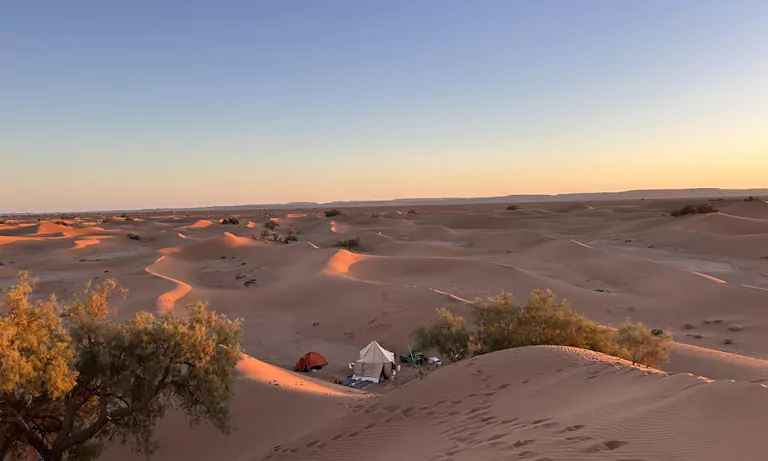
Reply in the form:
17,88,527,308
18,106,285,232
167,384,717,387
2,1,767,212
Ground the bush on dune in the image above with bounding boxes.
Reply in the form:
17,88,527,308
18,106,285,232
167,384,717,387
333,237,362,251
324,209,343,218
221,217,240,225
670,203,717,217
413,289,672,368
0,273,243,461
413,308,471,363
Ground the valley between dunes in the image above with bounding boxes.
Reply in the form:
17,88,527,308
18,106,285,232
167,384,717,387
2,197,768,460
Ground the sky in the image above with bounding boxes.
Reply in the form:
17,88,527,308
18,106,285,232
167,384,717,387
2,1,767,212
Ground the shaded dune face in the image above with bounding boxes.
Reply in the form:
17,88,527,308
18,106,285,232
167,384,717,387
3,198,768,461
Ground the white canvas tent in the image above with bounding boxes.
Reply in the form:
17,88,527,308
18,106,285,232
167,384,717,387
351,341,396,382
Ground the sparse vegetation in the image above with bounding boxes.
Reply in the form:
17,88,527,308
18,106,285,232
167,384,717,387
407,209,418,215
506,205,521,211
52,220,69,226
324,209,343,218
682,323,695,330
744,196,760,202
259,229,271,241
221,217,240,225
614,322,673,367
124,216,135,221
727,323,743,332
333,237,362,251
670,203,717,217
126,232,141,241
724,339,734,345
413,308,470,363
413,290,673,368
264,220,278,230
0,273,242,461
101,217,112,223
282,225,298,244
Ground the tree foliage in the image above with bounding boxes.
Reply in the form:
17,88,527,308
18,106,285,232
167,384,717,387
1,273,243,461
614,321,672,366
412,308,470,363
413,289,672,369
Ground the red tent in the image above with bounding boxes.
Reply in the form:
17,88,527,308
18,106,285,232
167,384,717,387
294,352,328,372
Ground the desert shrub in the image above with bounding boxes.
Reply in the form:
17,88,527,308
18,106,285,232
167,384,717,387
101,217,113,223
614,321,672,367
324,209,343,218
259,229,271,241
0,273,242,461
407,209,418,215
727,323,743,332
413,308,471,363
52,220,69,226
281,224,298,244
414,289,672,368
671,203,717,217
124,216,135,221
333,237,362,251
471,290,618,356
221,217,240,225
264,220,278,230
126,232,141,241
744,196,757,202
506,205,521,211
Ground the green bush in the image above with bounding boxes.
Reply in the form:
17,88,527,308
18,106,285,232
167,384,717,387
614,321,672,366
413,289,672,368
413,308,470,363
671,203,717,217
333,237,361,251
324,209,343,218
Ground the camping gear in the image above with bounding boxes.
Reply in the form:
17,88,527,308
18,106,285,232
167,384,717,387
294,352,328,372
400,348,427,365
351,341,396,382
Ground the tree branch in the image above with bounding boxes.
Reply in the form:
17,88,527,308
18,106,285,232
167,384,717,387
58,365,172,452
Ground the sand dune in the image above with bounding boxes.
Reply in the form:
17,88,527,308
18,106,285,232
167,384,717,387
144,255,192,312
183,219,215,229
266,346,768,461
4,199,768,461
35,220,71,235
680,212,768,235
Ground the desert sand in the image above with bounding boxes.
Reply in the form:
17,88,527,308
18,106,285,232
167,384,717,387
2,197,768,460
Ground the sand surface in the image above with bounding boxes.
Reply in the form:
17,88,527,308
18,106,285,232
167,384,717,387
2,198,768,460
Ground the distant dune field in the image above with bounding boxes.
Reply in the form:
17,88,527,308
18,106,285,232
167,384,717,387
2,197,768,461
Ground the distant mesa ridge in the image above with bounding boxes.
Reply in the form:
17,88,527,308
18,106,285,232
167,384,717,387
4,188,768,215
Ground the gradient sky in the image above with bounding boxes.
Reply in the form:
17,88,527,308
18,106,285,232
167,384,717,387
2,1,767,212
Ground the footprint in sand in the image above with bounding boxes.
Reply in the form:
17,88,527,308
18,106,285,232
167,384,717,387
562,424,586,432
581,440,629,452
512,439,535,448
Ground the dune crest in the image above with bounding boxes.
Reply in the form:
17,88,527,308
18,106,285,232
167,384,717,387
323,249,371,275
